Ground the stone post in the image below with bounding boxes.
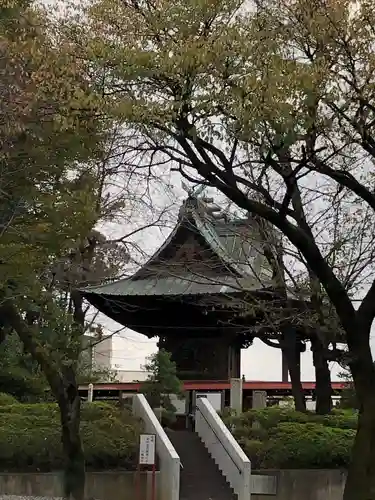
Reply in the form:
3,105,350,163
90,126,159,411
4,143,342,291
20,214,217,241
230,377,243,414
88,383,94,403
252,390,267,409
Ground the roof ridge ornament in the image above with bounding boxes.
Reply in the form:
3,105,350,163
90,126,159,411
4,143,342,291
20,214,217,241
180,182,230,222
181,180,206,199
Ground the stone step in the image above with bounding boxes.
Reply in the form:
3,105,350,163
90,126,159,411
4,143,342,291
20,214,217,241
166,430,236,500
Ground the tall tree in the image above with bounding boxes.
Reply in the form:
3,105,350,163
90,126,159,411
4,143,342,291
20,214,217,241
1,3,169,499
69,1,375,498
141,349,184,425
0,2,104,499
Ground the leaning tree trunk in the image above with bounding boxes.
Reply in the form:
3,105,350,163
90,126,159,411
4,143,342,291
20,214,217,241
0,291,86,500
281,328,306,412
310,335,332,415
56,374,85,500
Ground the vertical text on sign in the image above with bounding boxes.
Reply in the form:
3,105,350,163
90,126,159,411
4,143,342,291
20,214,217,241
139,434,156,465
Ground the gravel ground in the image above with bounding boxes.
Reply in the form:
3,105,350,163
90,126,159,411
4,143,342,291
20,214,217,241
0,497,98,500
0,497,64,500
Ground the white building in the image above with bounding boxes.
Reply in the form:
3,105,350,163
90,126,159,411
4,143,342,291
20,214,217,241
114,369,150,382
82,334,150,382
92,335,113,371
81,334,113,372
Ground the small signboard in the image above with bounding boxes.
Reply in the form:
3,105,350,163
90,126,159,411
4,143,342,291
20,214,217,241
196,392,223,412
139,433,156,465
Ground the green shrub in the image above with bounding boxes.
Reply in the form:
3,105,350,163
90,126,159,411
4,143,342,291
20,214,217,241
223,407,358,469
320,410,358,430
81,401,119,421
0,402,142,471
0,401,119,420
262,423,355,469
241,439,265,469
0,393,19,405
224,407,358,431
0,402,59,417
225,407,313,431
231,423,268,443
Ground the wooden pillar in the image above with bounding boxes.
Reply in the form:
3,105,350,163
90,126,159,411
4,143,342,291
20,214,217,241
282,353,289,382
229,344,241,379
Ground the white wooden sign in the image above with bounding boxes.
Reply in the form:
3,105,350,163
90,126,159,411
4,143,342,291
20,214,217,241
196,392,223,412
139,434,156,465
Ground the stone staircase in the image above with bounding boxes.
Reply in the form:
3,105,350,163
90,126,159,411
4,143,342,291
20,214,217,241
166,429,236,500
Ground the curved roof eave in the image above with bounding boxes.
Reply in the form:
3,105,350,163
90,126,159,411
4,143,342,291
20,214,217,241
81,196,258,298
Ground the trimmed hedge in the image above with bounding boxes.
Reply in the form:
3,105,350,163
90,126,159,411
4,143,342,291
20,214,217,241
223,407,357,469
0,402,143,472
0,392,19,405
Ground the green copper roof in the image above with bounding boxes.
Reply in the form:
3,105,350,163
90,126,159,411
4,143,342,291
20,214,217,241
83,274,265,297
82,196,276,299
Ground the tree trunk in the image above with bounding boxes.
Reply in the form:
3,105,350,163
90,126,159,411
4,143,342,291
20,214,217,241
343,321,375,500
310,335,332,415
57,381,85,500
0,283,87,500
281,328,306,412
343,392,375,500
